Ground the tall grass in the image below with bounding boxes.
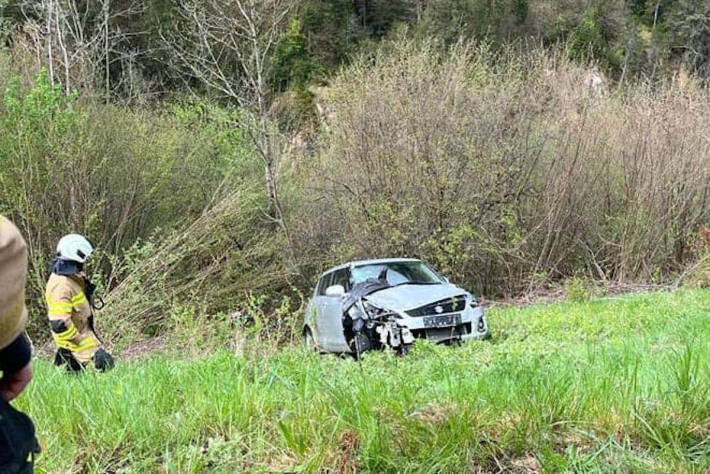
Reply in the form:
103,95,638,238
17,289,710,473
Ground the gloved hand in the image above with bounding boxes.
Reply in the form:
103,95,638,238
93,348,114,372
0,363,32,402
0,334,33,401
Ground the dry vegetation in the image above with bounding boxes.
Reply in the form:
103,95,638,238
295,40,709,297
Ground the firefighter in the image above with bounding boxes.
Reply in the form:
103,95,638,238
46,234,114,372
0,216,40,472
0,217,32,400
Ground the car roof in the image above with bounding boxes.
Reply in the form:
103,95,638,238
319,258,421,279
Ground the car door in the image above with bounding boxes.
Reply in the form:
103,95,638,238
317,268,351,352
305,274,326,338
310,272,332,348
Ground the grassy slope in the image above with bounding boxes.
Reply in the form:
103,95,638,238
18,289,710,473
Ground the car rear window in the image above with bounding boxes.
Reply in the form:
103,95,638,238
331,269,350,291
316,272,333,295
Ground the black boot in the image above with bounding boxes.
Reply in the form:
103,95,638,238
53,349,84,373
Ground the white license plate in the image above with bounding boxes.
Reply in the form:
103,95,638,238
423,313,462,328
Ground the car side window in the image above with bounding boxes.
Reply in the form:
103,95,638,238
331,269,350,292
317,272,333,296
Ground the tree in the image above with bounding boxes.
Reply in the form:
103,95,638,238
163,0,299,264
353,0,411,37
667,0,710,79
298,0,359,68
271,19,314,91
9,0,146,99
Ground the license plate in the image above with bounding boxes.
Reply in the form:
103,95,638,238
423,313,462,328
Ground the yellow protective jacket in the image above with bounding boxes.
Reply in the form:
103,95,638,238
45,272,101,364
0,216,28,351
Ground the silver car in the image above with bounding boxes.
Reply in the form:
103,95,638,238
303,258,489,356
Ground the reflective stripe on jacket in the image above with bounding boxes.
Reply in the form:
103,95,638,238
46,273,100,363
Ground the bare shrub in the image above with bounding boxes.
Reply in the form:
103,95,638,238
10,0,148,99
104,188,291,349
299,39,710,296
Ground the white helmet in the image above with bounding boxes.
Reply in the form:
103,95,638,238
56,234,94,263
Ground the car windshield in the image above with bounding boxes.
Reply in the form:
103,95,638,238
350,261,444,287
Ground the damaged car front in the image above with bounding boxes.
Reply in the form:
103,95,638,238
303,259,489,356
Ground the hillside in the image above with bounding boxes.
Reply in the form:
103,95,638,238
1,2,709,472
18,289,710,473
1,1,708,345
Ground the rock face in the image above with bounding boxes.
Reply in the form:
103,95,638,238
583,71,606,95
310,85,336,130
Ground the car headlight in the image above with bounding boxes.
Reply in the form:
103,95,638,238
477,315,487,332
362,301,399,320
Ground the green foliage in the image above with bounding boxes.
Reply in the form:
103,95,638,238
272,19,316,91
354,0,411,38
512,0,529,24
565,276,591,303
3,69,77,129
18,289,710,472
666,0,710,78
0,0,11,41
413,0,514,44
2,0,708,100
567,7,607,61
299,0,360,67
270,19,321,128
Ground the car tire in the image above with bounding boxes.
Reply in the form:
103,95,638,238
350,332,372,359
303,327,318,352
399,343,413,356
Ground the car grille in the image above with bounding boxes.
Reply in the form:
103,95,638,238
406,295,467,317
411,323,472,342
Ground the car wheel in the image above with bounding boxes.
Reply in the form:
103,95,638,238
399,343,413,356
350,332,372,359
303,327,318,352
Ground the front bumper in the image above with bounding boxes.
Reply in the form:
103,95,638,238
397,306,489,343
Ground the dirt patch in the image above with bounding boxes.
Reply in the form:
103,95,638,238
483,283,671,309
118,337,167,361
510,454,542,473
334,430,360,474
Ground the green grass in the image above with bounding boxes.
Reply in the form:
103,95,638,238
17,289,710,473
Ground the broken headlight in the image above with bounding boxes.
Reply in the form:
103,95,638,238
361,301,398,320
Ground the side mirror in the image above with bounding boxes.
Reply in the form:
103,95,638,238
325,284,345,297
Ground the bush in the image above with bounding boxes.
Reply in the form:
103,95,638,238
565,277,590,303
0,70,266,339
567,7,607,61
295,39,710,297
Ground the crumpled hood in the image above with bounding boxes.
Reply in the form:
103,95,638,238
364,284,468,311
